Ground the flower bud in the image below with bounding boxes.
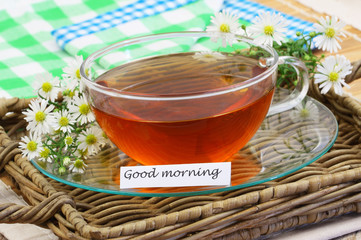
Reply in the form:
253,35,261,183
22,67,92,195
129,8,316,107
63,157,71,166
58,166,66,175
309,31,316,38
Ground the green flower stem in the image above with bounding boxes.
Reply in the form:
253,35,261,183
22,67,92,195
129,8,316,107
271,31,324,87
37,93,65,110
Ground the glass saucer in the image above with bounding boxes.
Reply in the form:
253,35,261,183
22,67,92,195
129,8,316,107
32,95,338,197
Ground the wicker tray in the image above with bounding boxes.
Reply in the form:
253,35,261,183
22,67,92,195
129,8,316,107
2,1,361,240
2,89,361,240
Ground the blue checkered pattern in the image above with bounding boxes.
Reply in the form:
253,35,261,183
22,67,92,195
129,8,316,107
53,0,315,49
222,0,315,40
52,0,197,48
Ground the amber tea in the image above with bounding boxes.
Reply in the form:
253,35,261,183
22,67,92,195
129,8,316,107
90,52,274,165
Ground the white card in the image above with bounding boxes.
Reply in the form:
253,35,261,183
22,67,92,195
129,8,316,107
119,162,231,189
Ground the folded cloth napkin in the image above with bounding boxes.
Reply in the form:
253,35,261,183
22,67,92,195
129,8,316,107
0,0,314,99
53,0,314,69
53,0,224,70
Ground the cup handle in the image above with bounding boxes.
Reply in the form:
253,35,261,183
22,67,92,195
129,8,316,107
267,56,309,116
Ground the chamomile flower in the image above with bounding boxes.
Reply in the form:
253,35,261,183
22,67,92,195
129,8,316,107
64,136,74,150
62,55,85,81
38,146,53,163
63,157,71,167
53,110,76,133
206,10,242,47
63,55,90,91
289,101,319,123
313,16,346,53
33,73,61,102
314,55,352,95
74,148,88,159
78,126,104,155
61,77,79,103
23,98,56,136
19,133,43,160
193,51,227,62
68,95,95,124
69,158,87,173
247,11,287,47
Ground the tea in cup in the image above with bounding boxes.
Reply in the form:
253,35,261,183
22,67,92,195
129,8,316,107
80,31,308,166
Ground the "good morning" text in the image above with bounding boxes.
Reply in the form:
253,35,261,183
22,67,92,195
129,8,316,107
123,167,222,180
119,162,231,188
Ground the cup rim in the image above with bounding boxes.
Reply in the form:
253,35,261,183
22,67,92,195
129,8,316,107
80,31,279,101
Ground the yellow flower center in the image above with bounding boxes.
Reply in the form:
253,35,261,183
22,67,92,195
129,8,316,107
74,159,84,168
77,148,87,157
85,134,97,145
27,141,37,152
68,91,75,98
79,104,90,115
65,136,73,145
76,69,81,79
300,108,309,118
220,23,230,33
76,68,89,79
42,82,52,93
264,25,274,36
35,111,46,122
325,27,335,38
59,116,69,127
329,71,339,82
40,147,50,158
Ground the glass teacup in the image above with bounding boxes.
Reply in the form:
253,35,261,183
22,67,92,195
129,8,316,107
80,31,308,166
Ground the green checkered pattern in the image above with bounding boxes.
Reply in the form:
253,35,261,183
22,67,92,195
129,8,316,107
0,0,137,99
64,0,221,70
0,0,220,99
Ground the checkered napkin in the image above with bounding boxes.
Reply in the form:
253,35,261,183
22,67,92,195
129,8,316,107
0,0,137,98
0,0,315,99
54,0,223,69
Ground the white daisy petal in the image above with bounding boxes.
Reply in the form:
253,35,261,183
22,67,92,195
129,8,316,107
247,11,287,47
192,51,226,62
77,125,104,156
289,101,319,123
315,55,352,95
53,110,76,133
33,73,61,102
69,159,87,173
68,95,95,125
206,10,242,47
312,15,345,53
63,55,85,81
23,98,56,136
19,133,43,160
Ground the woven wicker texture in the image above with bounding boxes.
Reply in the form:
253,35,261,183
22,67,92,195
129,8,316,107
0,61,360,240
2,0,361,239
1,83,361,239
